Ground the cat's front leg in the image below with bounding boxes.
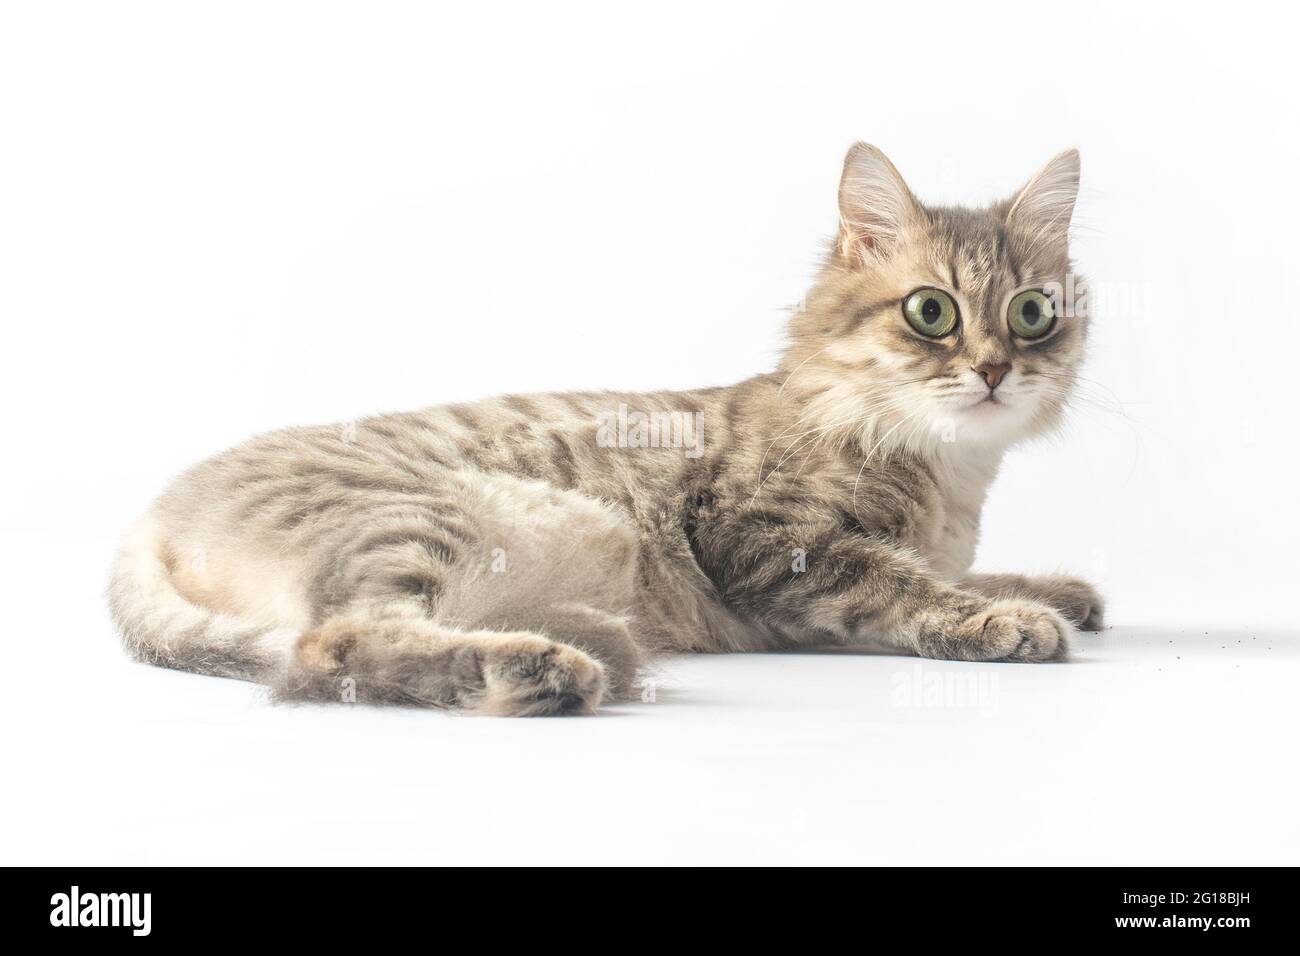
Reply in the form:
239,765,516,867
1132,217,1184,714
958,572,1105,631
693,514,1072,661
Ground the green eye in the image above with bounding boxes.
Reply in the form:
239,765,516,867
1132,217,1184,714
902,288,958,337
1007,289,1056,339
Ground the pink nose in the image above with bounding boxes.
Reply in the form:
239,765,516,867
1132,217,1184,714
973,362,1012,389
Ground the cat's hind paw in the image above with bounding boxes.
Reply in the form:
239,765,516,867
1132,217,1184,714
477,636,607,717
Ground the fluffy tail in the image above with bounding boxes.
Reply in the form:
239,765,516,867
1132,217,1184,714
108,515,282,681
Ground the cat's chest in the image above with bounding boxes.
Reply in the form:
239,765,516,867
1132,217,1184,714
909,449,1002,580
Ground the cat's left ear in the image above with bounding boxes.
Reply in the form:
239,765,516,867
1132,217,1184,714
1005,149,1081,250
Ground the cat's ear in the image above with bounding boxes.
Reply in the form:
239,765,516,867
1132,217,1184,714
1005,149,1080,250
837,143,923,262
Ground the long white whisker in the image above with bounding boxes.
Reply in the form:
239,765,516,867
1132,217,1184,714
852,410,920,525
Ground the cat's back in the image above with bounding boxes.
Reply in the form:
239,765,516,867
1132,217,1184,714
155,384,736,530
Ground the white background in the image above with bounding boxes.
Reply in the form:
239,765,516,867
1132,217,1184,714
2,1,1296,865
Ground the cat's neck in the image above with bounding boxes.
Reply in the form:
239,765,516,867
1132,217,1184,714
738,371,1019,468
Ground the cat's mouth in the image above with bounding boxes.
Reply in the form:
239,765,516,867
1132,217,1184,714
957,393,1020,417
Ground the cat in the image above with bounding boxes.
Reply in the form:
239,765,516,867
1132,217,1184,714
109,143,1103,716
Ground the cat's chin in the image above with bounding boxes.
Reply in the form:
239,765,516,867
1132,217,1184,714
944,397,1036,446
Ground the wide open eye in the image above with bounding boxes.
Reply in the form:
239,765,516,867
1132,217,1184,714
902,288,958,337
1007,289,1056,339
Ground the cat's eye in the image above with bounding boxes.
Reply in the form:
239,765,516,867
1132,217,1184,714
1007,289,1056,339
902,288,958,338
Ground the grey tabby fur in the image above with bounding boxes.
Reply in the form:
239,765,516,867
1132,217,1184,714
109,143,1103,716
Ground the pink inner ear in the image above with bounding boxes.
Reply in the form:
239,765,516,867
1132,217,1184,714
843,210,894,254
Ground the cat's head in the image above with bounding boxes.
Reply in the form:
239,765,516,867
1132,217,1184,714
785,143,1085,453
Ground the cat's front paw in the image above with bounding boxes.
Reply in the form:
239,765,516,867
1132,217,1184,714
961,599,1071,661
1034,575,1105,631
917,598,1071,662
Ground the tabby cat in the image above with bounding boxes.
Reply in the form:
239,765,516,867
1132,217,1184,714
110,143,1103,715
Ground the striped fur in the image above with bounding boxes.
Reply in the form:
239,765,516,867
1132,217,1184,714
109,144,1102,715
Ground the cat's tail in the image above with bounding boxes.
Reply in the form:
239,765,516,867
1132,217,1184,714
108,513,283,682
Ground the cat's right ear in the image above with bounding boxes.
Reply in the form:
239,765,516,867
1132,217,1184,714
837,143,922,263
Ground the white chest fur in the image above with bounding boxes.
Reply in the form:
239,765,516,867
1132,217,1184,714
916,446,1004,580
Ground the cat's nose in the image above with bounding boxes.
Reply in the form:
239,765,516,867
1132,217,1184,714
973,362,1012,389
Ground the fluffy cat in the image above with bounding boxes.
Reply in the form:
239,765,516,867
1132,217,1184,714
109,143,1103,716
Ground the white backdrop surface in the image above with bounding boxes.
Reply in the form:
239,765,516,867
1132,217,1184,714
2,1,1296,865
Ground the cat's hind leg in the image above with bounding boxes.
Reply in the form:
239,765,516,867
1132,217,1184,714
280,609,607,716
426,471,646,698
282,470,644,714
